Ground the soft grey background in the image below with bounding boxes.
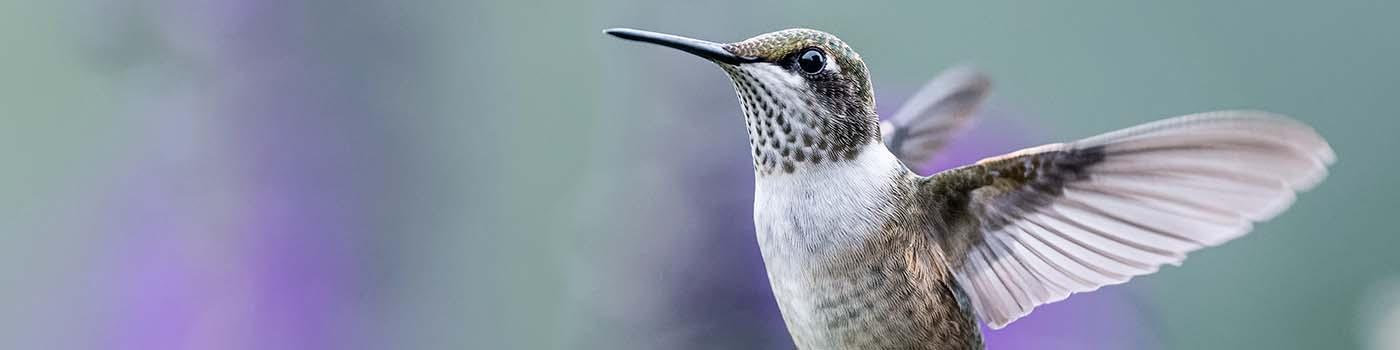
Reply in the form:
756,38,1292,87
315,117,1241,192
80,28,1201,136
2,0,1396,349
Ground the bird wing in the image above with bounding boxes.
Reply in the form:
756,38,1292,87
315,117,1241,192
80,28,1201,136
881,66,991,172
914,111,1334,329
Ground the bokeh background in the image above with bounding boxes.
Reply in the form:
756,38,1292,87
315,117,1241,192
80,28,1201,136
3,0,1398,349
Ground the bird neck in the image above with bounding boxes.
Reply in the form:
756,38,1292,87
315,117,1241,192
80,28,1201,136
724,66,880,176
741,111,881,176
738,105,881,176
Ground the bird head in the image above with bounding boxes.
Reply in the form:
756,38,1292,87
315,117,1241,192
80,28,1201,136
607,28,882,175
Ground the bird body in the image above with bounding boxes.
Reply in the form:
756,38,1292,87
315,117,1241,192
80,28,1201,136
607,27,1334,349
754,142,982,349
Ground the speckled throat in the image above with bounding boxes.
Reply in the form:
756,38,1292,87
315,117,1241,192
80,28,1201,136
722,65,881,176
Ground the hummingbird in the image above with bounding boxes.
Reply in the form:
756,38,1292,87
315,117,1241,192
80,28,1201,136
605,27,1334,349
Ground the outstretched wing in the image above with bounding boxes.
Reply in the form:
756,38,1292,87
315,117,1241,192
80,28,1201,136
881,66,991,172
916,111,1334,329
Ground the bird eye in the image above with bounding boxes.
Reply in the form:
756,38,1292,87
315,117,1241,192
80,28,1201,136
796,48,825,74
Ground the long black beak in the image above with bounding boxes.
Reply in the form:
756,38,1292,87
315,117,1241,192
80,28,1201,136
604,28,760,65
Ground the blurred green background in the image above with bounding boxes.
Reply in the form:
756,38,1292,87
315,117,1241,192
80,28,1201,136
2,0,1397,349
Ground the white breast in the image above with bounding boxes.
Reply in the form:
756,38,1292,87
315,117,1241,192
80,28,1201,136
751,143,909,346
752,142,905,253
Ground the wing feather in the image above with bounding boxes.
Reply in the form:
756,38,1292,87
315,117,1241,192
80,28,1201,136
881,66,991,171
922,110,1333,328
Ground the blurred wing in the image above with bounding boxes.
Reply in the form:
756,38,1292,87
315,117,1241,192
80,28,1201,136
917,111,1334,328
881,66,991,172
